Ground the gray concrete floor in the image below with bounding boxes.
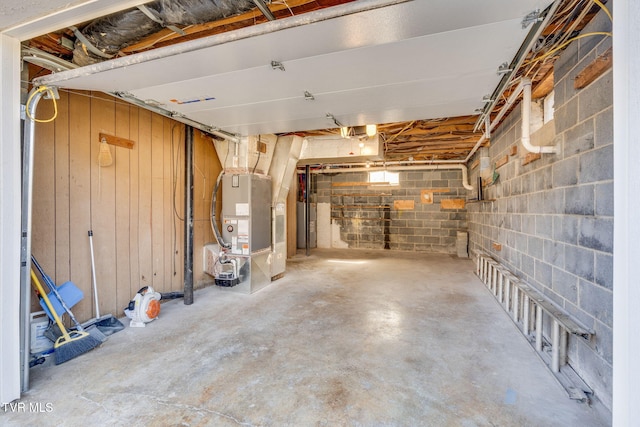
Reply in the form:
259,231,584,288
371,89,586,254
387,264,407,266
5,249,609,426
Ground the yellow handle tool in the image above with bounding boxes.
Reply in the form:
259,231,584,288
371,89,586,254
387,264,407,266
30,269,89,348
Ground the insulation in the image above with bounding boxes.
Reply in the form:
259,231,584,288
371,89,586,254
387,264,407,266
73,0,257,65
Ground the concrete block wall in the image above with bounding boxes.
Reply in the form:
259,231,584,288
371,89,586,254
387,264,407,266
315,169,468,253
467,8,613,410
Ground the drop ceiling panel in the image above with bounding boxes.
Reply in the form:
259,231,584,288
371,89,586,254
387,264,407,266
36,0,553,136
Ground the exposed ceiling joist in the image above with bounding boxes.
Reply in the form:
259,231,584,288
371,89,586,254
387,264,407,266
15,0,610,164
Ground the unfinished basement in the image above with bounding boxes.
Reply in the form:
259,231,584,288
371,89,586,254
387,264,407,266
1,0,638,425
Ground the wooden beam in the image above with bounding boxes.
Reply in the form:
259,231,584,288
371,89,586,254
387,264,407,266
495,155,509,169
532,69,555,99
121,0,330,53
441,199,465,209
523,152,542,166
421,190,433,204
574,47,612,89
332,182,371,187
99,132,134,149
394,200,415,210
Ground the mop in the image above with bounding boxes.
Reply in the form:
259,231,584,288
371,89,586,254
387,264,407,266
81,230,125,335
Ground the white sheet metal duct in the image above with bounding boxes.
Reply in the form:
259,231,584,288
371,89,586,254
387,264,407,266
298,134,384,165
302,162,474,191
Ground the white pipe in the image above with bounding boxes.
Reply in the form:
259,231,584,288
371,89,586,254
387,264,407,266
522,78,557,154
465,79,526,163
473,0,563,132
299,163,474,191
466,77,558,163
20,87,46,392
464,134,486,164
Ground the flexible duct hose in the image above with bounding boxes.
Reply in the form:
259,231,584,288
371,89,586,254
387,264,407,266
211,170,231,249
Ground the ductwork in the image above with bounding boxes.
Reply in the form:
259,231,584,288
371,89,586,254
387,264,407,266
301,162,474,191
72,0,258,66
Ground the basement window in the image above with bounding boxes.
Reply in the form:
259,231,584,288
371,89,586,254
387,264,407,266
543,91,555,124
530,90,556,147
369,171,399,186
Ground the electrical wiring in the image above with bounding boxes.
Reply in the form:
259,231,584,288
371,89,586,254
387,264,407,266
252,135,262,174
170,126,218,223
524,31,612,66
271,0,294,16
252,150,262,174
21,86,137,109
591,0,612,21
25,86,58,123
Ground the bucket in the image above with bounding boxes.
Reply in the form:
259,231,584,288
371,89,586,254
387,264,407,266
30,311,53,353
39,281,84,321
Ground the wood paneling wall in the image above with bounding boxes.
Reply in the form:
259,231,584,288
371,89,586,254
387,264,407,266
31,90,220,321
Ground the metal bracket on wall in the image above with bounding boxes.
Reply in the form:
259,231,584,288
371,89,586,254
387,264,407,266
522,9,543,29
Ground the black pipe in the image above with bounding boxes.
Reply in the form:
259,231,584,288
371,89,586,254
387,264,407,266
305,165,311,257
184,126,194,305
383,204,391,250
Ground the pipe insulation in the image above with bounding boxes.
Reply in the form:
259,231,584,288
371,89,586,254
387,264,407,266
72,0,257,66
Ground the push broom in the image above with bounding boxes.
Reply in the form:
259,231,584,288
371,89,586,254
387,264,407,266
81,230,125,335
30,269,101,364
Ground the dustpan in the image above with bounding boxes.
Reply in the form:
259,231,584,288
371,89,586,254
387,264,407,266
40,280,83,322
82,314,124,336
